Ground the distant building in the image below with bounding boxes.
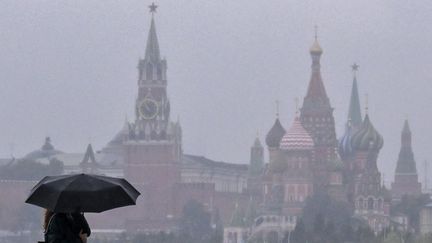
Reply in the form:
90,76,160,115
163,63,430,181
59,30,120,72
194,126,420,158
420,203,432,234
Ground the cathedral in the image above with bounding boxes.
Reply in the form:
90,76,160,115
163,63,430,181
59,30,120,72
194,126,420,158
0,3,426,241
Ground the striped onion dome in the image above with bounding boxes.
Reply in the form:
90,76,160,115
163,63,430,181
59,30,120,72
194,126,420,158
338,121,354,159
280,116,314,151
351,114,384,151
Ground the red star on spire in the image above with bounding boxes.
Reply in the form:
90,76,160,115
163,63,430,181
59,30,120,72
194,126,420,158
149,2,158,14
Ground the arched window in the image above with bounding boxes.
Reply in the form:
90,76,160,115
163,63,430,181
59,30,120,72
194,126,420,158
358,198,363,209
146,63,153,80
378,198,383,209
157,65,162,80
368,198,374,210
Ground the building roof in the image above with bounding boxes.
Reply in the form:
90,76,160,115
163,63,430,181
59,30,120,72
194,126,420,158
24,137,64,160
280,116,314,151
182,154,248,171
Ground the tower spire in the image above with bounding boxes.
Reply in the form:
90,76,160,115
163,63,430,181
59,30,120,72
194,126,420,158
304,26,328,108
347,63,362,128
145,3,161,62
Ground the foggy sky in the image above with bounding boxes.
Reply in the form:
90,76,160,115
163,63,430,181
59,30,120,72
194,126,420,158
1,0,431,185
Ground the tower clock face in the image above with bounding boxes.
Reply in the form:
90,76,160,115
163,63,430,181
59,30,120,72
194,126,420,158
138,98,159,119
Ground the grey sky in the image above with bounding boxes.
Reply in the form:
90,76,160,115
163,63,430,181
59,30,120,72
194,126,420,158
0,0,431,185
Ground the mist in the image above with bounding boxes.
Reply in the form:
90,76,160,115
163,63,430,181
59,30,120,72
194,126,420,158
0,0,431,185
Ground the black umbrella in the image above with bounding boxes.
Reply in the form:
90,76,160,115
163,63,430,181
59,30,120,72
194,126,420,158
25,173,140,213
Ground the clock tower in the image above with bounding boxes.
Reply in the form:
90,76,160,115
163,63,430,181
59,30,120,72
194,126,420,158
123,4,182,227
133,4,170,141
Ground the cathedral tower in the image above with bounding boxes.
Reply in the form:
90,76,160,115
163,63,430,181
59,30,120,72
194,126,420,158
300,32,338,186
391,120,421,199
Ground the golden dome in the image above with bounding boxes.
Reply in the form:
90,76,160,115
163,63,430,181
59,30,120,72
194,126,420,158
309,39,323,54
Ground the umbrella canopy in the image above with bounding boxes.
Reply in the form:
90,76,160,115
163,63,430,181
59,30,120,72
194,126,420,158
25,173,140,213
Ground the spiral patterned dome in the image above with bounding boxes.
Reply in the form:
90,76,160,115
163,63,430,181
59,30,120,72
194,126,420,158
351,114,384,151
265,118,286,148
338,122,354,159
280,117,314,151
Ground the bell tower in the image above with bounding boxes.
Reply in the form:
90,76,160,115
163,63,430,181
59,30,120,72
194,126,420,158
300,29,338,186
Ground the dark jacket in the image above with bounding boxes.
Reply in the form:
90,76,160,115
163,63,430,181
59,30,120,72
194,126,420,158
45,213,90,243
71,213,91,237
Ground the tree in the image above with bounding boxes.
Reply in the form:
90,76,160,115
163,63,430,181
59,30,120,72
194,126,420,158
391,194,431,232
383,232,402,243
178,200,213,243
302,191,353,234
291,218,306,243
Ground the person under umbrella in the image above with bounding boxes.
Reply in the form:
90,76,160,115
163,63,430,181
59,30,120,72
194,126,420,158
43,209,90,243
26,173,140,243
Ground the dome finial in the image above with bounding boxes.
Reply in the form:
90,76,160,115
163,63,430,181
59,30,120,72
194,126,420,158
314,25,318,41
275,99,280,118
310,25,323,54
295,97,300,116
365,93,369,115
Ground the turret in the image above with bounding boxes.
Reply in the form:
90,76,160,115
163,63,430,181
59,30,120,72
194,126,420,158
391,120,421,198
249,136,264,177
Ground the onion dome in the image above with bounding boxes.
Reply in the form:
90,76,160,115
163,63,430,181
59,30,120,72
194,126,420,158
265,118,286,148
280,117,314,151
338,121,354,159
310,39,323,55
351,114,384,151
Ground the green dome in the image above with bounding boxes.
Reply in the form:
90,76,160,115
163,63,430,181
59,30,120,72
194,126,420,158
351,114,383,151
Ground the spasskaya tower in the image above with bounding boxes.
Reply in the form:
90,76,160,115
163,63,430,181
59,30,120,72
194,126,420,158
123,4,182,225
